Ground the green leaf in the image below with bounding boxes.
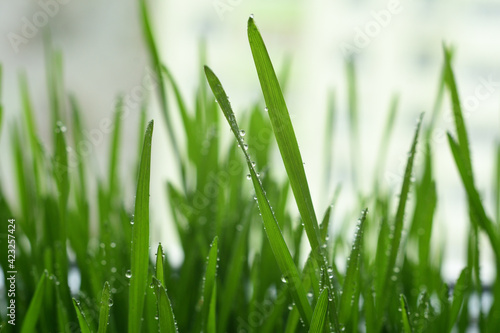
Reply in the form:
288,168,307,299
108,98,123,202
449,267,470,331
73,298,92,333
97,282,111,333
204,65,313,326
247,17,322,255
201,236,219,332
378,114,423,320
308,288,329,333
400,294,412,333
339,209,368,324
21,271,47,333
153,277,178,333
128,120,154,333
156,243,165,286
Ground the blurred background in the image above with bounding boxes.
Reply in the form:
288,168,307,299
1,0,499,283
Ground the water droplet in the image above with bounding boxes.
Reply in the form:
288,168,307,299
108,298,113,307
130,220,134,225
281,275,288,283
239,130,246,137
111,267,117,273
125,270,132,279
110,242,116,248
251,161,256,167
250,14,254,19
246,174,251,180
243,144,249,150
264,107,268,112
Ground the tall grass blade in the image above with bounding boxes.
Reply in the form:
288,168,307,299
156,243,165,285
204,65,313,326
153,277,178,333
346,58,360,188
449,267,470,331
399,294,412,333
108,98,123,203
20,271,47,333
308,288,329,333
247,17,322,254
128,120,154,332
339,209,368,324
97,282,111,333
378,114,423,320
73,299,92,333
201,236,219,332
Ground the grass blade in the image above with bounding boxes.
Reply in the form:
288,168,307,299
128,120,154,332
204,65,313,326
108,98,123,204
20,271,47,333
156,243,165,285
378,114,423,321
449,267,470,331
308,288,329,333
97,282,111,333
400,294,412,333
346,58,360,188
339,209,368,324
201,236,219,332
247,17,322,254
153,277,178,333
73,299,92,333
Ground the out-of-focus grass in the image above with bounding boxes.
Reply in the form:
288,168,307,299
0,2,499,333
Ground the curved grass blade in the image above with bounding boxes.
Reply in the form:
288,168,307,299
377,114,423,321
308,288,329,333
21,271,47,333
97,282,111,333
204,65,313,326
153,277,178,333
247,17,322,254
128,120,154,333
400,294,412,333
339,209,368,324
447,133,500,261
73,299,92,333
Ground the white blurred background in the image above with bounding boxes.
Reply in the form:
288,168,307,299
1,0,499,282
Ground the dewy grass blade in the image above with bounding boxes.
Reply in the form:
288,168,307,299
73,299,92,333
247,17,322,254
204,65,313,326
201,236,218,332
308,288,329,333
153,277,178,333
339,209,368,324
20,271,47,333
156,243,165,285
399,294,412,333
378,114,423,319
128,120,154,332
97,282,111,333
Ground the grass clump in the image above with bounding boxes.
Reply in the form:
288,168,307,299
1,2,500,333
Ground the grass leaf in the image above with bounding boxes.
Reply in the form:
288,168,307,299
73,299,92,333
247,17,322,254
97,282,111,333
308,288,329,333
128,120,154,332
20,271,47,333
153,277,178,333
400,294,412,333
204,65,313,326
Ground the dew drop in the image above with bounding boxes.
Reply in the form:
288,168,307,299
250,14,254,19
239,130,246,137
125,270,132,279
246,174,251,180
110,242,116,248
243,144,249,150
108,298,114,307
281,275,288,283
264,107,268,112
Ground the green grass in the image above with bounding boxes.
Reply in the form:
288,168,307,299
0,3,499,333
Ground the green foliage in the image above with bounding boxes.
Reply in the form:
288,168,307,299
0,7,498,333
